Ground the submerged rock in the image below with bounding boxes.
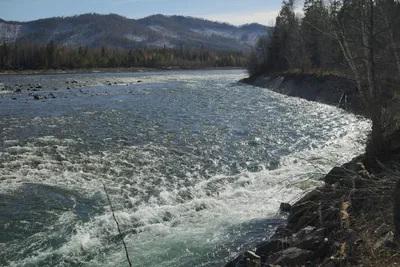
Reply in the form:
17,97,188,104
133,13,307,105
280,203,291,212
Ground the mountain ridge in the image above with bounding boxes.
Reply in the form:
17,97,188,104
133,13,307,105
0,13,271,52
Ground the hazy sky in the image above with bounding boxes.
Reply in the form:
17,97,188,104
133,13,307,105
0,0,304,26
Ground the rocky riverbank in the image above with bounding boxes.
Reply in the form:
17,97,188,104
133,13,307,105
225,74,400,266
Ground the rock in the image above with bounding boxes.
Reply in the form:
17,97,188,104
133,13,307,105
280,203,291,212
288,201,319,232
12,97,17,100
256,239,292,257
137,80,143,83
324,167,353,185
244,251,261,260
289,201,318,223
297,190,322,203
36,85,42,89
67,87,71,89
249,137,262,146
294,228,326,250
294,226,316,239
271,225,293,239
225,251,262,267
33,94,41,100
271,247,314,266
72,80,78,84
14,88,22,93
321,204,340,224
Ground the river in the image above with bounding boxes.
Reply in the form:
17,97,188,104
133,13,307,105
0,69,370,266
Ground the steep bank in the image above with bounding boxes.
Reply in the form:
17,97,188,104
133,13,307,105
225,153,400,266
225,74,400,266
240,74,365,116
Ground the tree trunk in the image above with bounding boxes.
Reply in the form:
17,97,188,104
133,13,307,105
378,1,400,77
394,179,400,244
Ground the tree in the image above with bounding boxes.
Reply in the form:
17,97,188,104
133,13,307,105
46,40,57,68
333,0,399,160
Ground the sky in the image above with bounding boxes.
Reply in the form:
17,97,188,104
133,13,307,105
0,0,304,26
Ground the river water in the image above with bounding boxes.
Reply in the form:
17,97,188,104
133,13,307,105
0,70,370,266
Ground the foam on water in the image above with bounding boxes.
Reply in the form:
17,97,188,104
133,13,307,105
0,70,370,266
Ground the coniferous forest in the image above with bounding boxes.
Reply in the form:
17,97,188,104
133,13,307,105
0,41,247,70
249,0,400,77
249,0,400,162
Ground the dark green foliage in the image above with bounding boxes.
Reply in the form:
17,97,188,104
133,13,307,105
0,41,247,70
248,0,302,75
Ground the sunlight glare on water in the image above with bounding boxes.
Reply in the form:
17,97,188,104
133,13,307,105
0,70,370,266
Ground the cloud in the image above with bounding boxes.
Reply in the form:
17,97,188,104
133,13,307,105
201,11,279,26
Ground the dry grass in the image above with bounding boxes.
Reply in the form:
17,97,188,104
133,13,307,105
345,160,400,266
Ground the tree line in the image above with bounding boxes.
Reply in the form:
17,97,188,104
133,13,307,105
0,41,247,70
249,0,400,162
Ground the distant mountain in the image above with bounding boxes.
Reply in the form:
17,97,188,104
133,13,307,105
0,13,272,52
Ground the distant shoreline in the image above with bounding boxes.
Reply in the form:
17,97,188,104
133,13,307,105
0,66,245,76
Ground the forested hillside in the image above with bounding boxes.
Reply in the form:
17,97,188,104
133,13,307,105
0,13,271,52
